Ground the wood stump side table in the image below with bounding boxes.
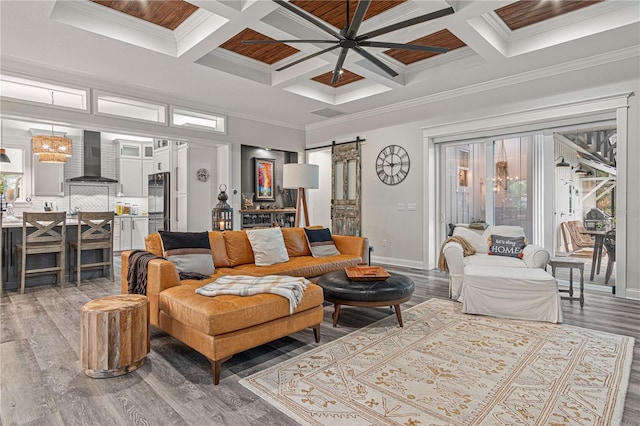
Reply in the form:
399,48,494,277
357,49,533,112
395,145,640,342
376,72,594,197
81,294,150,378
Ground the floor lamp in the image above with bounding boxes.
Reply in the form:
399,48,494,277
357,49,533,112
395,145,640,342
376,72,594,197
283,163,319,227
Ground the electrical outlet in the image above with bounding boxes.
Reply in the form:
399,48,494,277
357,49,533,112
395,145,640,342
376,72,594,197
382,239,387,247
407,203,417,211
397,203,405,211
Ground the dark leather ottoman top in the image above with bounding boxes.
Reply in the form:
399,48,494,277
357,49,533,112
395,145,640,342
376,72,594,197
317,270,415,303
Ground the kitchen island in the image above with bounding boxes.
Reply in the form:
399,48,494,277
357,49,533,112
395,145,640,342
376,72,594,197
1,215,129,292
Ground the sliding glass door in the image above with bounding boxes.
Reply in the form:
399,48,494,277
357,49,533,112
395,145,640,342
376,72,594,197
441,133,538,238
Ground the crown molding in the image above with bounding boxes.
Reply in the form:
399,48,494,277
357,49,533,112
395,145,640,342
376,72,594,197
306,45,639,131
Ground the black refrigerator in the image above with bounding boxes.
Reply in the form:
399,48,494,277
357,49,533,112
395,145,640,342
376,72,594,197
148,172,171,234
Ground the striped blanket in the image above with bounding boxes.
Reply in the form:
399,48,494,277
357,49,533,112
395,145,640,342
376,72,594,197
196,275,310,314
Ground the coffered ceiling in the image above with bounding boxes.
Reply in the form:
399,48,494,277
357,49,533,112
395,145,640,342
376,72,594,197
0,1,638,129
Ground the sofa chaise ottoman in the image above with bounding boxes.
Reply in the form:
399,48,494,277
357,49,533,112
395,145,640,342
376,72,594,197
121,227,369,384
442,224,562,323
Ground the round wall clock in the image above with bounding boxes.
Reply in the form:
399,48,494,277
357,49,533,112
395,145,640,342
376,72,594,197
196,168,210,182
375,145,410,185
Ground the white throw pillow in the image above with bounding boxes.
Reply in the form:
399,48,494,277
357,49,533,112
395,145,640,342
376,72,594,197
246,227,290,266
453,226,488,254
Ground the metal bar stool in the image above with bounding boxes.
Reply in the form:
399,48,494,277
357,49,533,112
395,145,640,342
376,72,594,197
16,212,67,294
69,212,114,285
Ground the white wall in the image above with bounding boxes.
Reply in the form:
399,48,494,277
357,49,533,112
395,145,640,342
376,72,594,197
306,60,640,297
307,149,331,228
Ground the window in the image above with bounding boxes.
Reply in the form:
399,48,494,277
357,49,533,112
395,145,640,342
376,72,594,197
171,107,226,134
441,134,536,236
0,74,88,111
94,91,167,124
0,146,26,203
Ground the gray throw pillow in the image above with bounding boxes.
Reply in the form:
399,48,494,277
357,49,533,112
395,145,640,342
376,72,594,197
487,235,527,259
304,227,340,258
159,231,215,275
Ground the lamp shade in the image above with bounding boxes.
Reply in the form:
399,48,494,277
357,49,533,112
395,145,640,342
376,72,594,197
555,156,570,168
32,135,72,163
283,163,319,189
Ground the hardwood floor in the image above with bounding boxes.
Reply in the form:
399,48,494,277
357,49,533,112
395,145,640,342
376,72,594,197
1,266,638,425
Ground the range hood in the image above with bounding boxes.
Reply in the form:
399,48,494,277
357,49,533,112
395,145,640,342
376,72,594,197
67,130,118,183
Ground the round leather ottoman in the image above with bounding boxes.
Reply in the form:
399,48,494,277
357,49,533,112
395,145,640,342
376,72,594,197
317,270,414,327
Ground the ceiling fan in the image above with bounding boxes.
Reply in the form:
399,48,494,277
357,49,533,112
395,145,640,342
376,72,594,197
242,0,455,83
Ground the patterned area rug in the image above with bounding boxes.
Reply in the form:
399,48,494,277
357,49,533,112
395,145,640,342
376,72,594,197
240,299,634,426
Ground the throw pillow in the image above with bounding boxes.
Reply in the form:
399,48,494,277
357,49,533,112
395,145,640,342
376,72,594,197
304,227,340,258
453,226,488,254
246,227,290,266
487,235,527,259
159,231,215,275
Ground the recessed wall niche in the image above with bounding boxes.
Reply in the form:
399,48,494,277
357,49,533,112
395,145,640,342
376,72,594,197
240,145,298,208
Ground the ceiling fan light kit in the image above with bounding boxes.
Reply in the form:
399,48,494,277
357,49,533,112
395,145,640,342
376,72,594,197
243,0,455,83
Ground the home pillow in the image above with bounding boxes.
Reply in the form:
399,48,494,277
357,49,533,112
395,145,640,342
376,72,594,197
487,235,527,259
304,227,340,258
246,227,289,266
159,231,215,275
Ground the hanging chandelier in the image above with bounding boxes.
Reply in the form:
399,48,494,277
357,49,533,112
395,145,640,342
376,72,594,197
32,92,72,163
32,131,72,163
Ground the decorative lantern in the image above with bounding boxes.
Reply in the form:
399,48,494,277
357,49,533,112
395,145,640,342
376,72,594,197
213,184,233,231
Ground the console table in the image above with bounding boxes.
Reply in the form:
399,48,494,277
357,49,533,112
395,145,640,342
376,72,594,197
239,208,296,229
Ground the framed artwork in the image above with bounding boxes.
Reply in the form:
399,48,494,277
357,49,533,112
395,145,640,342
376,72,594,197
255,158,276,201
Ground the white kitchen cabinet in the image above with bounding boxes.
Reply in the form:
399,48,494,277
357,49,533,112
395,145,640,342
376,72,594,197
175,193,188,232
118,141,142,158
113,218,120,251
176,145,188,195
113,216,148,251
117,157,143,197
32,157,64,196
116,140,149,197
142,158,153,197
154,148,171,173
131,217,148,249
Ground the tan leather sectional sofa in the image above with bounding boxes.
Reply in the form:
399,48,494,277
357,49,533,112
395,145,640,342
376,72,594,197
121,227,369,384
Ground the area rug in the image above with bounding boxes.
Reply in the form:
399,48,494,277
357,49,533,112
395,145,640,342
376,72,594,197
240,299,634,425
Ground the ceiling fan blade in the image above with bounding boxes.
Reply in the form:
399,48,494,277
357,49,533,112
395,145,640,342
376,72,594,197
273,0,343,41
275,44,340,72
346,0,371,39
353,46,398,77
242,40,338,45
331,48,350,84
359,41,449,54
357,6,455,41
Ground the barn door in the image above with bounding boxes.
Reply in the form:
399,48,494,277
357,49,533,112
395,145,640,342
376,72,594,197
331,142,361,236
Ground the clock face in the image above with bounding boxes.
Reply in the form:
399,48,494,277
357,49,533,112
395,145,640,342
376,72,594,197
376,145,410,185
196,168,210,182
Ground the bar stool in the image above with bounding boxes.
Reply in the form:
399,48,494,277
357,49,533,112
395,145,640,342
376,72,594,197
69,212,114,285
16,212,67,294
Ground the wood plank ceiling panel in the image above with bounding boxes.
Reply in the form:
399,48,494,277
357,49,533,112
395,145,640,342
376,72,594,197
495,0,603,31
221,28,300,65
291,0,405,30
384,29,465,65
312,69,365,87
91,0,198,30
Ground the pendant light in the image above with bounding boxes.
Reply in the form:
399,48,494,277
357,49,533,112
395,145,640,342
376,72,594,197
32,123,72,163
31,92,72,163
0,119,11,163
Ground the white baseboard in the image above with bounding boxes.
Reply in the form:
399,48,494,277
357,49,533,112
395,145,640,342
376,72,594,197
370,255,425,270
625,288,640,300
